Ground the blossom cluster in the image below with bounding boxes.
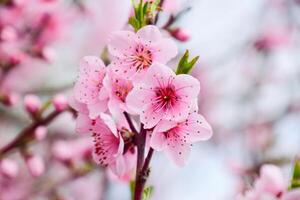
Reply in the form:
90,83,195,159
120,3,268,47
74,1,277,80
71,25,213,177
0,0,70,106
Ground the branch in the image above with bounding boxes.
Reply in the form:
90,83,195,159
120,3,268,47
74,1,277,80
134,124,149,200
124,112,138,134
0,108,70,158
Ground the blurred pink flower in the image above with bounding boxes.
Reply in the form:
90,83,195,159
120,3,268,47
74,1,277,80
0,158,19,178
243,164,287,200
126,63,200,129
25,155,45,177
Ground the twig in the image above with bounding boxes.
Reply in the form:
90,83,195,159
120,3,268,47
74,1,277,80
0,108,69,158
134,124,148,200
124,112,138,134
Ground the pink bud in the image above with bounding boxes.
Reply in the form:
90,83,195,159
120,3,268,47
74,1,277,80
24,94,42,114
0,26,17,41
171,28,191,42
25,155,45,177
52,94,68,111
34,126,47,141
0,158,19,178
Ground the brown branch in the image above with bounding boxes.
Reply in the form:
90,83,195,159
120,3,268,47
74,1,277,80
134,124,150,200
124,112,138,134
0,108,69,158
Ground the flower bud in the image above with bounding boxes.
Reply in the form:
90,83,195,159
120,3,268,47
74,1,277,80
0,158,19,178
52,94,68,111
171,28,191,42
24,94,42,115
34,126,47,141
25,155,45,177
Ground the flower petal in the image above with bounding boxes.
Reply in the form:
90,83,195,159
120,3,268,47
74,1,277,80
153,38,178,63
136,25,162,43
108,31,136,57
165,141,190,166
180,113,213,143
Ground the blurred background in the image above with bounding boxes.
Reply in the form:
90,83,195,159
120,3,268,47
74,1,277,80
1,0,300,199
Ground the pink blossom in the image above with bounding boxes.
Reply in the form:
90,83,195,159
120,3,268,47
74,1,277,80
150,106,212,166
103,69,133,116
108,25,177,80
92,113,136,177
73,56,109,119
126,63,200,128
243,164,287,200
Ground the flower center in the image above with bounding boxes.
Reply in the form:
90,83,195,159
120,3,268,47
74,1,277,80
113,80,132,102
130,44,153,71
153,85,178,112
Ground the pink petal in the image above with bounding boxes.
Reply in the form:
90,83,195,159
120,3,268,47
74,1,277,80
153,38,178,63
109,61,136,80
126,85,154,114
282,189,300,200
140,105,162,129
100,113,118,136
150,132,167,151
145,63,175,87
75,114,93,134
136,25,162,43
165,141,191,166
108,31,136,57
173,74,200,100
87,100,108,119
154,120,178,132
180,113,213,143
68,95,88,114
74,56,106,105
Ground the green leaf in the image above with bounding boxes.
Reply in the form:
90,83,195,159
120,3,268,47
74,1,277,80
129,17,140,31
176,50,199,75
142,186,154,200
290,159,300,189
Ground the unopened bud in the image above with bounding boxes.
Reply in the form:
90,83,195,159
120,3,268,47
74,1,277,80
25,155,45,177
34,126,47,141
53,94,68,111
24,94,41,115
0,158,19,178
171,28,191,42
